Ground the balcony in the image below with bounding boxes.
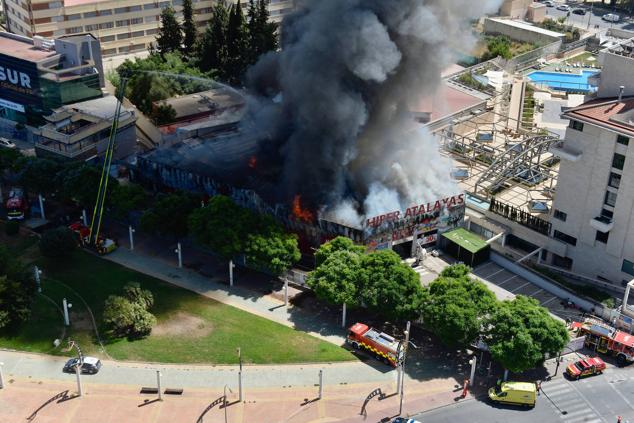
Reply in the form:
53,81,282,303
550,140,582,162
590,215,614,232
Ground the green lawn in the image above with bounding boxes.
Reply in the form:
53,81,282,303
0,249,353,364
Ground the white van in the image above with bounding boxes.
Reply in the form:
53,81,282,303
602,13,621,22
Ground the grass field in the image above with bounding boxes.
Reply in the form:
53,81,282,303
0,238,353,364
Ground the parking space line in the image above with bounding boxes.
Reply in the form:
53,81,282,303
511,281,532,293
496,275,517,287
529,288,543,297
541,296,558,306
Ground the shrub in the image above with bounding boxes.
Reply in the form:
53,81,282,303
123,282,154,310
39,227,77,258
5,221,20,236
102,295,156,339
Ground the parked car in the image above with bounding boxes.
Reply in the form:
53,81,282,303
393,419,422,423
602,13,621,22
63,357,102,374
566,357,606,380
0,137,16,149
556,4,570,11
544,1,555,7
572,8,586,15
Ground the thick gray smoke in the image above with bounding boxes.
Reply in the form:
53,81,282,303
246,0,502,226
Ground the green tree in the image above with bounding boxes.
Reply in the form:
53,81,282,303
39,227,77,258
0,148,22,176
439,263,471,279
151,102,177,125
103,295,156,338
188,195,250,257
156,6,182,55
361,250,426,321
58,164,119,208
110,184,149,220
123,281,154,310
314,236,366,267
226,0,249,84
245,219,300,275
247,0,278,65
18,157,62,195
0,246,35,330
198,0,230,73
421,272,496,348
182,0,197,54
307,249,363,309
140,191,200,238
482,35,512,61
127,73,175,115
485,296,569,373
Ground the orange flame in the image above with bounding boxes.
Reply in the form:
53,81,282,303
292,195,314,222
248,156,257,169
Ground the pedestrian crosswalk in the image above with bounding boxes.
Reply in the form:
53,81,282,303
540,379,604,423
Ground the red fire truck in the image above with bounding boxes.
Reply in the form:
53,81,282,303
68,222,117,255
6,187,28,220
571,318,634,367
347,322,401,367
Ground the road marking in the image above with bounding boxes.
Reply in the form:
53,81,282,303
606,376,634,410
496,275,517,287
529,288,544,297
511,281,533,293
566,380,608,422
541,296,559,306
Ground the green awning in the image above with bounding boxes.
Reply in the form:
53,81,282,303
441,228,488,254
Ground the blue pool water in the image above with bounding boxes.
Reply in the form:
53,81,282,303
527,70,599,92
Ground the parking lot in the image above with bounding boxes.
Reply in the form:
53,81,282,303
472,261,587,321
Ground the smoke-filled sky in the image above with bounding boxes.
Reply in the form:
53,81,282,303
245,0,502,225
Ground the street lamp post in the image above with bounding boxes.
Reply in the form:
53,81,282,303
174,243,182,268
229,260,235,287
318,369,323,400
129,226,135,251
223,384,233,423
469,356,477,387
34,266,42,293
82,209,88,226
62,298,72,326
341,302,347,328
38,194,45,220
284,277,289,307
156,370,163,401
236,347,243,401
398,321,411,416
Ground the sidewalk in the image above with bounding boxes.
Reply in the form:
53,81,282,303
0,374,470,423
103,247,346,346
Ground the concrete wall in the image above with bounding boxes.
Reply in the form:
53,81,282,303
597,52,634,98
484,17,564,45
500,0,532,19
551,119,634,286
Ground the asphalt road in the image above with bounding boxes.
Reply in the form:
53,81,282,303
415,365,634,423
545,2,634,32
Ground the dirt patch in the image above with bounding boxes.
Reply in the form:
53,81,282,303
69,311,94,331
152,312,212,338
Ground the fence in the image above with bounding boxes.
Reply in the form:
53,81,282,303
489,198,551,236
504,40,563,73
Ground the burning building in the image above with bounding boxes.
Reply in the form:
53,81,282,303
136,0,500,253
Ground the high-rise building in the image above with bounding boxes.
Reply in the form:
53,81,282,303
1,0,295,57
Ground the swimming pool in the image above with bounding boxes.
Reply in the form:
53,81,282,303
527,70,599,92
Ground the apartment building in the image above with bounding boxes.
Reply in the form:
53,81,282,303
546,95,634,287
2,0,295,57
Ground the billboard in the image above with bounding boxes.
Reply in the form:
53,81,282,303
364,193,466,251
0,53,42,110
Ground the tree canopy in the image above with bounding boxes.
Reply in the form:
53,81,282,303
0,246,35,330
484,296,569,373
182,0,197,54
110,184,150,221
420,273,496,348
314,236,366,267
156,6,182,55
17,157,62,194
58,164,118,208
307,249,363,308
140,191,200,238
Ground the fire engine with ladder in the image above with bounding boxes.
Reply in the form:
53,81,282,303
570,317,634,367
347,322,403,367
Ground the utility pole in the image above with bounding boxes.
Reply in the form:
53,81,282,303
156,370,163,401
34,266,42,293
398,321,411,416
174,243,182,268
38,194,45,220
129,226,135,251
229,260,235,286
62,298,72,326
341,302,347,328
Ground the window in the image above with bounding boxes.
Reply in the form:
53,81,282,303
65,13,81,20
85,24,98,32
99,22,114,29
83,11,97,18
601,208,614,219
553,230,577,246
608,172,622,189
145,16,159,22
554,209,567,222
569,120,584,131
66,26,83,34
115,7,128,14
605,190,618,207
622,259,634,277
100,35,115,42
130,5,142,11
613,153,626,170
116,19,129,27
617,135,630,146
596,230,609,244
99,9,112,16
146,28,158,35
131,30,144,38
117,33,130,40
144,3,158,10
